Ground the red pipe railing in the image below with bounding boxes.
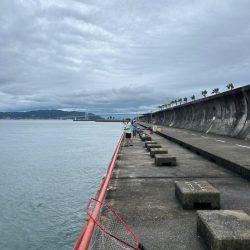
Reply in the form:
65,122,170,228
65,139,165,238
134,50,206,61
74,132,124,250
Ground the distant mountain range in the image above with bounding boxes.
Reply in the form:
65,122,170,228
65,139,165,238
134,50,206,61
0,110,103,120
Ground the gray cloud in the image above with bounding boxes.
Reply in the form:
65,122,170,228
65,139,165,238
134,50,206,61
0,0,250,112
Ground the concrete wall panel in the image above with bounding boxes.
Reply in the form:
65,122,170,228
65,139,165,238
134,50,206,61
140,85,250,140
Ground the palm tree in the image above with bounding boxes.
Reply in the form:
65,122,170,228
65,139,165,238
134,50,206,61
211,88,220,95
201,90,207,97
191,95,195,100
226,83,234,90
170,101,175,107
174,100,178,106
178,98,182,105
183,97,188,103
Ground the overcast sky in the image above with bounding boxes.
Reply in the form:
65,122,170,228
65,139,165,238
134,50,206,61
0,0,250,113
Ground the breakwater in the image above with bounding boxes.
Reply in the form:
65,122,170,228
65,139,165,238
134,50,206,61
139,85,250,140
75,128,250,249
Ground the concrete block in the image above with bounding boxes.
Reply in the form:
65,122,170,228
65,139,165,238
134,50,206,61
147,144,162,151
150,148,168,158
197,210,250,250
145,141,157,147
155,154,175,166
175,181,220,209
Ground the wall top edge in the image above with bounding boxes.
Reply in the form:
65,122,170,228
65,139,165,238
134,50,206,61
142,84,250,116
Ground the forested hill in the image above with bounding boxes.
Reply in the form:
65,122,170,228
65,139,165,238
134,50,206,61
0,110,102,120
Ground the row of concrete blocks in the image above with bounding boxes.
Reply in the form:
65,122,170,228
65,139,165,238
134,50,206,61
143,140,250,249
175,180,250,250
145,141,177,166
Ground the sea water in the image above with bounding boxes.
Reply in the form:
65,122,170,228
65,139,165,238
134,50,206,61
0,120,123,250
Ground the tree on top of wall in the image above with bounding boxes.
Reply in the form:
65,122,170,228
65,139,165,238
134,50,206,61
183,97,188,102
211,88,220,95
178,98,182,105
174,100,178,106
201,90,207,97
191,95,195,100
226,83,234,90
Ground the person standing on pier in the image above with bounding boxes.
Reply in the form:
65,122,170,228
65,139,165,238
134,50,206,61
132,120,138,138
124,119,133,146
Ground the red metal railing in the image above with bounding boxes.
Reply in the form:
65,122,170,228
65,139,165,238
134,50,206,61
74,132,124,250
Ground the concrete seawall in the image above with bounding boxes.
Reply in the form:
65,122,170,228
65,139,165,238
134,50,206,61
140,85,250,140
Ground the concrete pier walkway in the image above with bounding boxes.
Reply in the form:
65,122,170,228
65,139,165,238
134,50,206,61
139,122,250,180
105,130,250,249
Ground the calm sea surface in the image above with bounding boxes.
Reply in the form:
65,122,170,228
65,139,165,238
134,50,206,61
0,120,123,250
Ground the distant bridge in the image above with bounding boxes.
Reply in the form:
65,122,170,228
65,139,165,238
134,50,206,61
95,112,145,116
64,112,149,121
63,112,154,120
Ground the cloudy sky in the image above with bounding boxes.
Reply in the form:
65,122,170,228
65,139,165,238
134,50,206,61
0,0,250,113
